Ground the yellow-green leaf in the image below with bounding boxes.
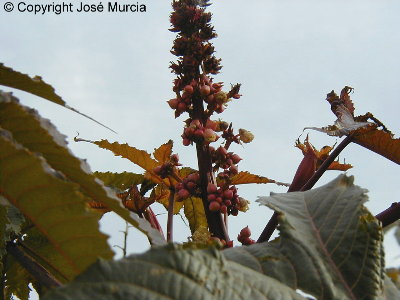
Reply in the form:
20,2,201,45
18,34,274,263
230,171,275,185
0,64,114,132
153,140,173,163
183,197,207,234
93,171,145,191
353,127,400,165
78,138,159,174
153,185,184,214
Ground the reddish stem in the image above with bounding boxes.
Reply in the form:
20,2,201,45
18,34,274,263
6,242,61,289
192,92,228,241
143,207,165,239
257,135,354,243
167,187,175,242
376,202,400,227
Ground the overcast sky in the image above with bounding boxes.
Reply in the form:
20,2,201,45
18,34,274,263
1,1,399,298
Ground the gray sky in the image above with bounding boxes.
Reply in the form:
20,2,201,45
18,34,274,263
1,1,399,298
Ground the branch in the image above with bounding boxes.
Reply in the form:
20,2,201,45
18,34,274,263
167,187,175,242
257,135,354,243
376,202,400,227
299,134,354,192
6,242,61,289
114,222,129,257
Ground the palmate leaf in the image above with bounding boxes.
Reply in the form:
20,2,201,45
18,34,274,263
0,128,113,276
230,171,278,185
183,196,207,234
153,139,173,163
42,244,306,300
0,92,165,246
352,127,400,165
93,171,146,191
0,63,114,132
76,138,167,183
153,185,184,214
228,175,385,299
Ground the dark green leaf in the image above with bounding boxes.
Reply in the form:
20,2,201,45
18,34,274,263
241,175,384,299
43,245,306,300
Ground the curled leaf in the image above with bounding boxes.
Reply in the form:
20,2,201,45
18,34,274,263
296,138,352,171
305,87,374,137
305,87,399,164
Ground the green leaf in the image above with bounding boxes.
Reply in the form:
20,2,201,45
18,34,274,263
0,65,115,132
4,255,34,300
0,128,113,276
237,175,384,299
183,196,207,234
42,244,307,300
93,171,145,191
0,92,166,246
0,200,25,259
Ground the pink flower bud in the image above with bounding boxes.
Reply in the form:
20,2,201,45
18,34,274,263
184,85,194,94
207,183,218,194
239,226,251,238
223,189,233,200
167,98,179,109
200,84,211,96
177,189,190,200
231,154,242,164
209,201,221,212
177,102,187,113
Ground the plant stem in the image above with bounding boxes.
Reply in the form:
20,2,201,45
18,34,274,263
143,207,165,238
192,93,228,241
299,134,354,192
1,256,6,300
376,202,400,227
167,187,175,242
257,135,354,243
19,241,68,282
122,222,129,257
6,242,61,289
